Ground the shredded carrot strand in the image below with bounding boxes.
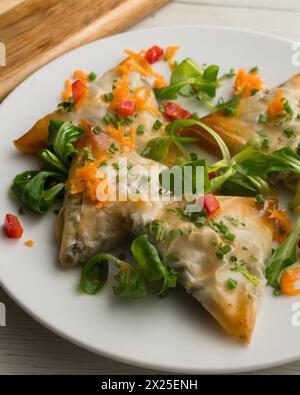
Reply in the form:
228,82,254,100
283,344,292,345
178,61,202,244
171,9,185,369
24,240,34,247
280,267,300,296
153,75,168,89
61,80,72,100
73,69,88,83
234,68,264,97
268,89,285,116
268,208,292,244
164,46,180,70
69,155,107,200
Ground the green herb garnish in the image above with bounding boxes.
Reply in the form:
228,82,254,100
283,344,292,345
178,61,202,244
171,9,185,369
153,120,163,130
227,278,238,290
88,71,97,82
83,147,96,161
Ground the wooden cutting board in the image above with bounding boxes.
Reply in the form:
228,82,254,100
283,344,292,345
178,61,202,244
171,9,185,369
0,0,170,100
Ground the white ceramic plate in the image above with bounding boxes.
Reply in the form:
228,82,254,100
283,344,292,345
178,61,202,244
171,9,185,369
1,26,300,374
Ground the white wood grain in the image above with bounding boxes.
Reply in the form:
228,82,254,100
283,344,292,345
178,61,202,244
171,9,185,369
133,1,300,41
1,0,300,375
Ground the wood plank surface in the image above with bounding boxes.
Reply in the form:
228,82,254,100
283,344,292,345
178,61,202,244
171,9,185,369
0,0,169,100
1,0,300,375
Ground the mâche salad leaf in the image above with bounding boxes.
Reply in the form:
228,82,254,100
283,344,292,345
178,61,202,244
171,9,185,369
39,149,69,174
12,119,85,212
141,118,230,164
80,253,110,295
266,215,300,294
46,119,84,167
11,170,65,213
236,147,300,178
80,235,178,299
154,58,220,100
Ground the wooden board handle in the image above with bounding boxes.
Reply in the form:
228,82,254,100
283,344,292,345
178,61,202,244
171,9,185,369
0,0,170,100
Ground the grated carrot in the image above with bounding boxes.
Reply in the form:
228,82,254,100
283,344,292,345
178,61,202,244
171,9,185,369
24,240,34,247
164,46,180,70
280,267,300,296
268,208,292,244
73,69,88,83
234,68,264,97
61,80,72,100
153,75,168,89
69,155,107,200
268,89,285,116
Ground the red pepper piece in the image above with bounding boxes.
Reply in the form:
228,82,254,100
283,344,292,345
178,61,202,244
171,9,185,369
203,194,220,216
145,45,164,64
4,214,24,239
163,102,192,121
72,80,86,103
119,100,136,117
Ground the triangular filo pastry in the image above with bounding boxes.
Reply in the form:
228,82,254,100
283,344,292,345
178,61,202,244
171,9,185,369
54,66,165,267
186,73,300,156
134,196,276,343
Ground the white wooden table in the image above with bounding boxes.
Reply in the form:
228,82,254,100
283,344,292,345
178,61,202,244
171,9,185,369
1,0,300,375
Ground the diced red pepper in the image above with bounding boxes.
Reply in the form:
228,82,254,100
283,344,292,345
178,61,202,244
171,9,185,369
203,194,220,216
145,45,164,64
119,100,136,117
4,214,23,239
72,80,86,103
163,102,192,121
208,171,217,180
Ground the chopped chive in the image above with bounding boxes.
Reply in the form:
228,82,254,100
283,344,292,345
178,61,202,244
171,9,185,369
256,129,266,137
136,124,145,135
125,115,134,123
249,66,259,74
114,113,124,126
83,147,96,161
216,244,231,260
209,220,235,241
225,216,240,227
227,278,238,290
283,127,296,139
103,113,113,124
104,92,114,102
258,113,268,124
251,88,259,96
153,120,163,130
192,112,200,120
261,138,270,149
229,255,237,263
88,71,97,82
255,194,265,204
112,162,119,170
189,152,198,161
211,239,218,246
281,97,294,116
107,142,120,154
274,120,284,127
94,125,103,133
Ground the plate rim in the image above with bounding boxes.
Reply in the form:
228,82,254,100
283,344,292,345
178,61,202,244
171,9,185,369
1,24,299,374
